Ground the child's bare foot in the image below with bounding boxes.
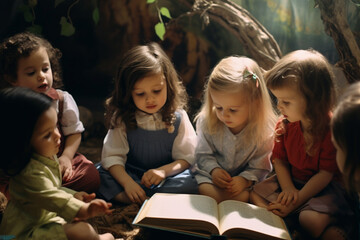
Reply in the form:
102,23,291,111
99,233,117,240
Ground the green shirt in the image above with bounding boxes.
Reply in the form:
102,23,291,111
0,153,84,239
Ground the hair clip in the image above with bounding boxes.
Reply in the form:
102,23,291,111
167,124,175,133
243,68,259,88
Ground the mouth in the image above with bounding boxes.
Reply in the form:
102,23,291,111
146,105,157,109
38,83,49,92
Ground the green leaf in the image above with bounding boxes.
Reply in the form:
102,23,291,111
27,24,42,34
147,0,156,3
155,22,165,40
55,0,66,8
160,7,171,19
60,16,75,36
24,8,34,23
92,7,100,25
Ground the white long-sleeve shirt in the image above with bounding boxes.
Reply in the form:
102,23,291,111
101,109,197,170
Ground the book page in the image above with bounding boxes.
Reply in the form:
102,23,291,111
137,193,220,231
218,200,290,239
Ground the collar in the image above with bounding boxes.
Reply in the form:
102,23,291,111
135,110,163,124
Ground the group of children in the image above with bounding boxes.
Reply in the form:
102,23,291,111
0,31,358,240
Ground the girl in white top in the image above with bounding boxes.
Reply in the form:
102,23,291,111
97,42,198,204
195,56,277,203
0,32,100,199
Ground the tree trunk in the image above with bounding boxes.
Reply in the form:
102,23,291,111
317,0,360,83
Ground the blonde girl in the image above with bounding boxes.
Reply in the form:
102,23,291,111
194,56,277,203
251,49,354,239
97,42,198,204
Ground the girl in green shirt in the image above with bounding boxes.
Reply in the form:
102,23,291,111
0,87,116,240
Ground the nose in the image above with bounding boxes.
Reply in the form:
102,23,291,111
221,109,230,119
38,71,46,81
54,128,61,142
276,101,282,111
145,95,155,103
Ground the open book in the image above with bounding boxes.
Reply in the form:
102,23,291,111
133,193,291,240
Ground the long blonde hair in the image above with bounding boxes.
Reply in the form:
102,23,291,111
196,56,277,146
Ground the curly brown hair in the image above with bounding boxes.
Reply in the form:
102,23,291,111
105,42,188,130
0,32,63,89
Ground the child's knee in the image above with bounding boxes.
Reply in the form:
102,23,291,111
299,210,330,238
65,221,98,240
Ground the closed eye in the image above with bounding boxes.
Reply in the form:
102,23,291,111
153,89,162,94
26,71,35,76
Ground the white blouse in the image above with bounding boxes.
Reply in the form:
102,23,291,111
54,90,84,136
101,109,197,170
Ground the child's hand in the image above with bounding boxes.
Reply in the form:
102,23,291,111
75,199,113,221
124,180,147,204
267,201,295,217
211,168,232,189
74,192,96,203
141,169,166,188
227,176,249,196
59,155,73,181
277,187,299,206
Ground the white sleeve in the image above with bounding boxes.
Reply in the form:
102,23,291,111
172,109,197,165
57,90,84,136
101,123,129,170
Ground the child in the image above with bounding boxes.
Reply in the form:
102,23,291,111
0,32,100,198
0,87,115,240
194,56,277,203
250,49,354,239
96,42,198,204
331,82,360,240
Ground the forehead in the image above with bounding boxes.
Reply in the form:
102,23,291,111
33,108,57,133
271,85,302,99
210,89,247,106
133,73,165,89
18,47,49,63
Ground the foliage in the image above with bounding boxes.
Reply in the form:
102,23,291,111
18,0,100,36
146,0,172,40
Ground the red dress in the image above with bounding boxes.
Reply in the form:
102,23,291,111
272,119,340,182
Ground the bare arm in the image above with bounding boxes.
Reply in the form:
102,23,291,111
141,159,190,188
62,133,81,159
59,133,81,180
268,170,334,217
108,164,147,203
297,170,333,205
272,157,299,205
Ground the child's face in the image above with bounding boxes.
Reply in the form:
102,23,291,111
210,89,249,134
15,47,53,93
30,107,61,159
331,135,346,173
131,73,167,114
271,85,308,127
